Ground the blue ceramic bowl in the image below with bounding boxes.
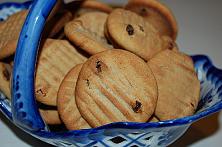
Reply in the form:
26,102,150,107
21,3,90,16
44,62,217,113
1,0,222,146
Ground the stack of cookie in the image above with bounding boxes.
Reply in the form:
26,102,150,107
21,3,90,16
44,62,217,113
0,0,200,131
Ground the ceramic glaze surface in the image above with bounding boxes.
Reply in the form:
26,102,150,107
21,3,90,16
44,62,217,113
0,1,222,147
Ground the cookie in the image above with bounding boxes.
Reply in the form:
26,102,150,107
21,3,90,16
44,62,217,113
0,39,17,60
57,64,90,130
106,8,166,61
39,108,62,125
148,50,200,121
0,62,12,99
35,39,87,106
75,49,158,128
125,0,178,40
44,10,73,38
66,0,113,17
65,12,112,55
0,10,28,60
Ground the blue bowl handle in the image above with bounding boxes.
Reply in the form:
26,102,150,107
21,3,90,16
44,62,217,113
11,0,56,131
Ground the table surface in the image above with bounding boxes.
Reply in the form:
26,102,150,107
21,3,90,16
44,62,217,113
1,0,222,147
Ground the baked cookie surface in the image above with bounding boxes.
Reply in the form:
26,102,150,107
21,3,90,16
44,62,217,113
57,64,90,130
148,50,200,120
106,8,165,60
35,39,87,106
125,0,178,40
0,10,28,59
65,12,112,55
75,49,158,127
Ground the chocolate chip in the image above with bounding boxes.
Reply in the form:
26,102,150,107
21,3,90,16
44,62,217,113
36,89,46,97
86,79,90,87
140,8,148,16
126,24,134,36
3,69,10,81
132,100,142,113
139,25,144,32
168,42,174,50
190,102,195,108
96,61,102,72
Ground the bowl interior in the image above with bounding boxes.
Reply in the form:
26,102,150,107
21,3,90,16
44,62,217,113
0,0,222,136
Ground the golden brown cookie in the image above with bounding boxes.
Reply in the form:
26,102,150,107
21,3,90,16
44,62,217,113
148,50,200,121
0,40,17,61
106,8,166,61
75,49,158,128
35,39,87,106
66,0,113,17
0,10,28,60
39,108,62,125
57,64,90,130
125,0,178,40
65,12,112,55
0,62,12,99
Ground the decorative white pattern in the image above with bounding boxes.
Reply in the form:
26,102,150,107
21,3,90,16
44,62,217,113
0,6,22,21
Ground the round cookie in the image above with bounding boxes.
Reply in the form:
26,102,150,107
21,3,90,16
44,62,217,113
75,49,158,128
0,62,12,99
148,50,200,121
125,0,178,40
106,8,166,61
0,10,28,60
57,64,90,130
65,12,112,55
35,39,87,106
0,40,17,60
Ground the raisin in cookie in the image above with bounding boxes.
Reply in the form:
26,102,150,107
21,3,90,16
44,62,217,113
125,0,178,40
106,8,167,61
